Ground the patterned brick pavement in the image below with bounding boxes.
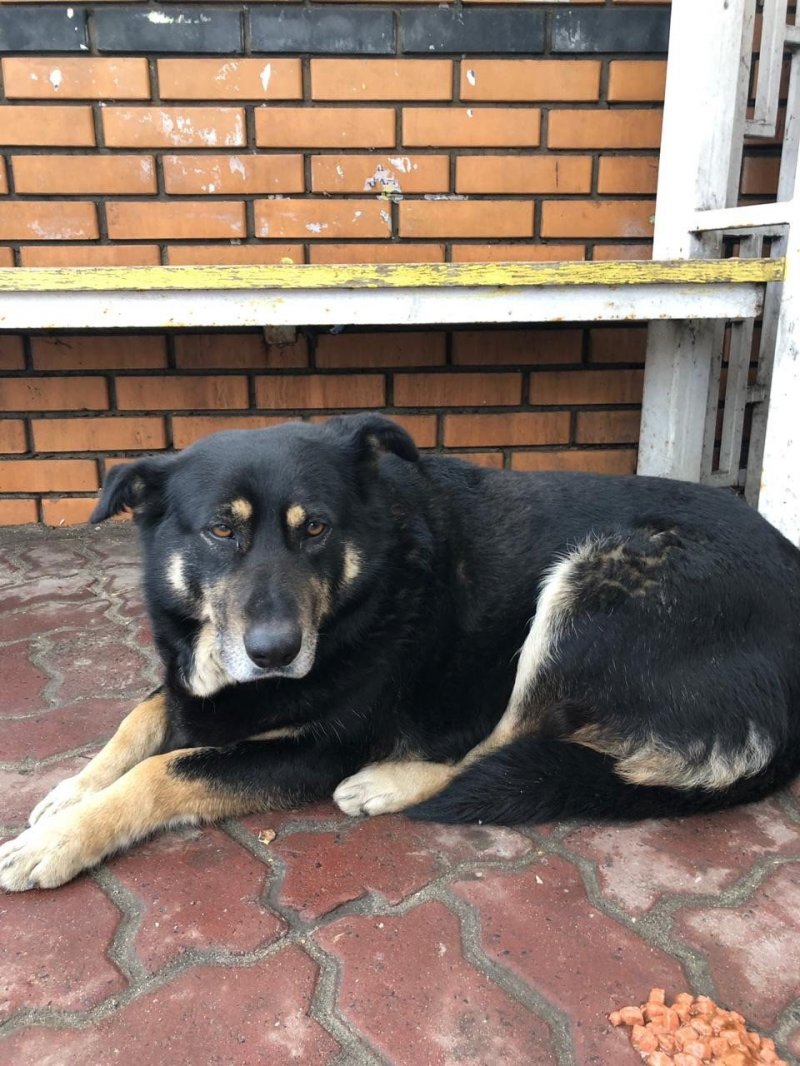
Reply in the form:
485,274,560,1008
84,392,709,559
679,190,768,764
1,525,798,1066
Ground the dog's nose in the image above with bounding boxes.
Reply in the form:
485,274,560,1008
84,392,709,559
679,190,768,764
244,623,303,670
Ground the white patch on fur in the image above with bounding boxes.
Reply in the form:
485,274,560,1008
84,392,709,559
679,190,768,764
617,724,774,791
188,619,230,697
342,543,362,586
166,551,187,596
334,761,456,816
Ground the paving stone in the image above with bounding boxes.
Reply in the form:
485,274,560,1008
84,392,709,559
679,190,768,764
564,800,800,915
453,855,687,1063
83,526,140,567
0,756,89,828
110,826,284,972
0,599,112,644
1,698,129,762
676,863,800,1030
0,642,49,717
267,814,532,920
1,946,339,1065
45,632,153,702
317,900,558,1065
0,876,125,1021
17,541,89,580
0,572,97,611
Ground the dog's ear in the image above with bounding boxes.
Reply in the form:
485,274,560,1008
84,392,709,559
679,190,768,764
90,456,173,523
328,412,419,463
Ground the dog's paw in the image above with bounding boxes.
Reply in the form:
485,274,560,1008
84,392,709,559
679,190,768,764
28,774,94,826
0,814,97,891
334,761,455,817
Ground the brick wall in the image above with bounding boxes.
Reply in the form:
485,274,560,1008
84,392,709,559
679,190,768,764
0,2,781,522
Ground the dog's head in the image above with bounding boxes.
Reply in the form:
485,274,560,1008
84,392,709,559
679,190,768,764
91,414,419,697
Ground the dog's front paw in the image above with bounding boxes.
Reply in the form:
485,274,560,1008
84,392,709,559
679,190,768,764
334,761,455,817
0,814,99,892
28,773,95,826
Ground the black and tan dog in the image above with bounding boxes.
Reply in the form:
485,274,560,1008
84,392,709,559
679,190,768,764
2,413,800,891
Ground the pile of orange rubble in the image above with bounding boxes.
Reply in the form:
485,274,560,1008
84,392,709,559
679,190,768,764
609,988,787,1066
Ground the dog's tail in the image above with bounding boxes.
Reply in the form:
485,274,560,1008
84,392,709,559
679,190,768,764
406,737,797,825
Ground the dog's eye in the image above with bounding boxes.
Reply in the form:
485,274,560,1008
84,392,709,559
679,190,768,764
210,523,234,539
305,518,327,538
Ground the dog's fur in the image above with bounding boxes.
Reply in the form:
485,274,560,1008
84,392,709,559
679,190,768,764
2,413,799,890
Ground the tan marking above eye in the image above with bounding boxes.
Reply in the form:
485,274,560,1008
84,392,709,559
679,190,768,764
230,498,253,520
286,504,307,529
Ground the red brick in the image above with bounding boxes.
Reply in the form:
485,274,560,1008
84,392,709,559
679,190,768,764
511,449,637,474
158,58,302,100
677,865,800,1030
254,374,385,410
2,58,150,99
318,902,557,1064
316,331,446,369
451,243,585,263
0,105,95,145
41,497,98,527
449,450,504,468
311,59,452,100
404,107,540,147
0,201,98,241
0,336,25,370
31,335,167,370
0,247,13,266
0,377,108,412
44,628,152,703
13,154,157,195
107,202,245,240
166,244,303,265
0,157,7,195
174,333,308,370
548,109,662,149
0,459,98,492
171,415,290,449
163,153,304,195
456,154,591,194
400,200,533,239
575,410,641,444
453,329,583,366
0,878,126,1020
461,59,600,101
590,326,647,363
607,60,667,102
445,411,570,447
20,244,160,267
541,200,654,239
309,243,445,264
255,199,391,240
0,419,26,453
116,376,248,411
256,106,395,148
531,368,643,404
0,498,37,525
597,156,659,195
103,107,245,148
383,413,437,448
453,859,687,1065
592,243,653,261
33,417,166,453
394,372,521,408
311,153,449,194
2,948,340,1065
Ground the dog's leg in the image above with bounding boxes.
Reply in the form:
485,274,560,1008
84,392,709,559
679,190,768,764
1,736,358,891
28,688,169,825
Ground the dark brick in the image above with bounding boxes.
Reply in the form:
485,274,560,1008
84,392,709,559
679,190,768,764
0,7,87,52
400,9,545,56
552,8,670,54
93,6,241,55
250,8,394,55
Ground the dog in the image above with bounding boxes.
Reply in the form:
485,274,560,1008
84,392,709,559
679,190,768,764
2,412,799,891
